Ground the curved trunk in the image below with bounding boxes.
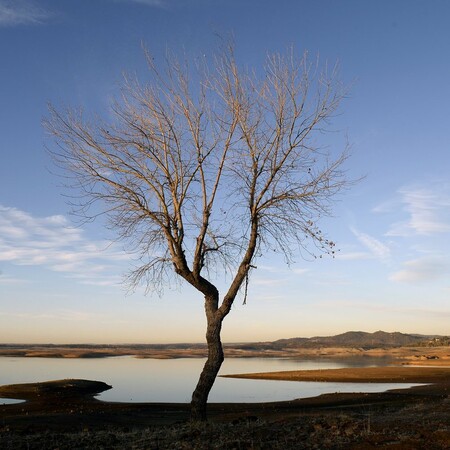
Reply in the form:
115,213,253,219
190,296,224,421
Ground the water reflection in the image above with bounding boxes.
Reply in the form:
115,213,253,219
0,356,419,403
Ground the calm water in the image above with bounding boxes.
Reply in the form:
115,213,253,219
0,356,418,405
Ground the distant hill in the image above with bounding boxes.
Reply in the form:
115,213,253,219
1,331,447,353
265,331,439,350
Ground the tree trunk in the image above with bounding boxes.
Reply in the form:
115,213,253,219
190,296,224,421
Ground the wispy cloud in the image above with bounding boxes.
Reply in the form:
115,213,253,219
0,205,130,287
0,0,52,26
382,185,450,237
350,227,391,261
389,256,449,283
371,199,396,214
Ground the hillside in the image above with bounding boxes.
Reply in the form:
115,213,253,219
268,331,436,349
0,331,447,359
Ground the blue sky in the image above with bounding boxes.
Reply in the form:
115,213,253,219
1,0,449,343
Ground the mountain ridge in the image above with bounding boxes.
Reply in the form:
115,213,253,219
0,331,447,350
267,330,443,349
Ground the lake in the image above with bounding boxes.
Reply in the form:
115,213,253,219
0,356,419,405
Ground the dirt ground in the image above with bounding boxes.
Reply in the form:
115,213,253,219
0,366,449,449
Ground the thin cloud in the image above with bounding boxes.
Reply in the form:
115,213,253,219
257,265,284,273
76,275,123,287
385,185,450,237
0,205,130,287
371,198,396,214
350,227,390,261
389,256,449,283
0,0,52,26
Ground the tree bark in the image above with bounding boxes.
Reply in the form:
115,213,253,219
190,294,224,421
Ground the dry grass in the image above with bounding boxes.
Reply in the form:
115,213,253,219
2,403,449,450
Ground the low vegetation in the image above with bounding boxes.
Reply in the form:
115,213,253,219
1,399,449,449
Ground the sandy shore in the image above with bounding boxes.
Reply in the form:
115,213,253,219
222,365,450,383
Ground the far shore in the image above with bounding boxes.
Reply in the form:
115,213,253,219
0,344,449,365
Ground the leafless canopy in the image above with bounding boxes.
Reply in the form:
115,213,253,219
47,45,352,420
46,47,349,299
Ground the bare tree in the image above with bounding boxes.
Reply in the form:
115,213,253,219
46,46,350,421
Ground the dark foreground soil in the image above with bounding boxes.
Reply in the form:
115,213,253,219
0,371,449,449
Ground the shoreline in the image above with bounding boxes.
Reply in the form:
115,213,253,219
1,367,449,448
0,344,449,363
1,366,448,418
221,366,450,383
